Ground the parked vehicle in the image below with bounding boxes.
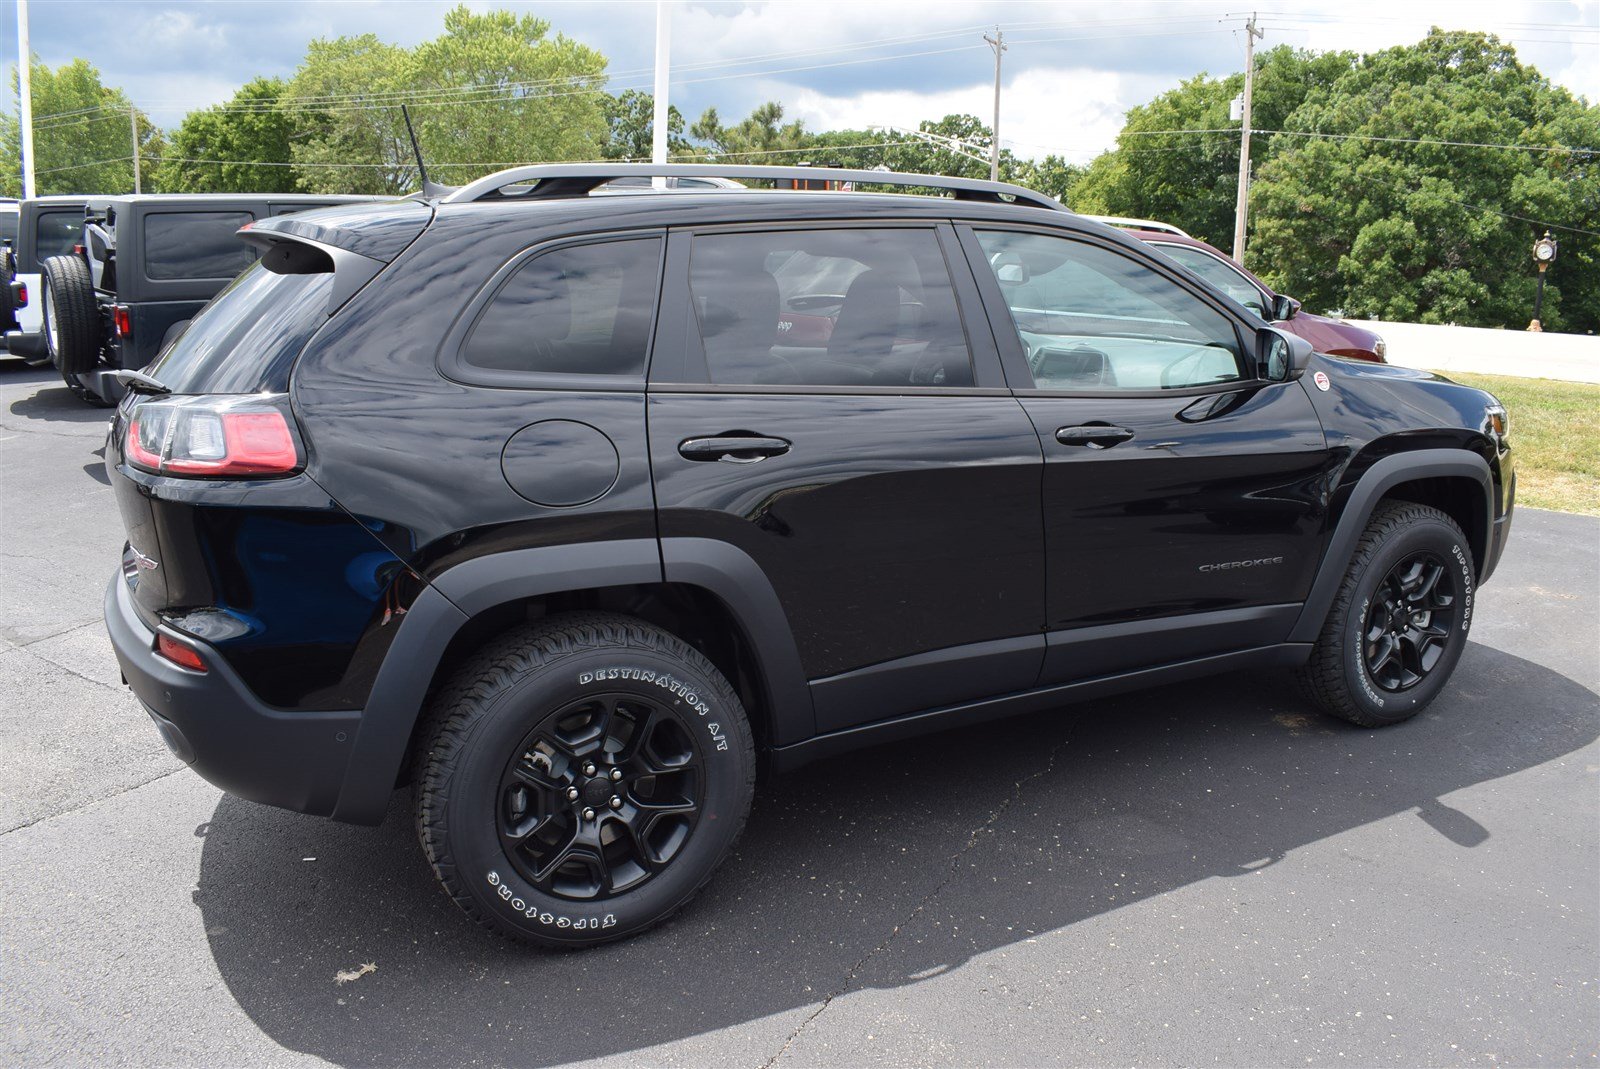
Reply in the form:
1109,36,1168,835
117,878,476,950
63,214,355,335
103,164,1513,948
1124,227,1387,363
35,193,385,405
1080,213,1191,238
1,198,20,347
3,195,103,365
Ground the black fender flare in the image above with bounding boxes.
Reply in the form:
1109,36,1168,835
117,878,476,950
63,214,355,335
1287,448,1492,644
330,537,813,824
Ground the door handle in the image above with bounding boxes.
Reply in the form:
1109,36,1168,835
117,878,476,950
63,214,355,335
1055,425,1136,448
678,435,791,463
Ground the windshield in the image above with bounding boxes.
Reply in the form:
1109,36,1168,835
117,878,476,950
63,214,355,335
1153,244,1269,318
144,260,333,394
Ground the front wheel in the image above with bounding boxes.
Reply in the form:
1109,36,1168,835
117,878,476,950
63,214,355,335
415,613,756,947
1297,501,1475,726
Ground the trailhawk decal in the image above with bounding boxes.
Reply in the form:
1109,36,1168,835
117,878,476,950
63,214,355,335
578,667,730,751
488,870,617,930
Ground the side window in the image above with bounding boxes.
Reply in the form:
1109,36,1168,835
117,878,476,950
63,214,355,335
35,211,85,261
144,212,257,279
687,228,973,388
461,237,662,377
1153,243,1268,317
976,230,1246,392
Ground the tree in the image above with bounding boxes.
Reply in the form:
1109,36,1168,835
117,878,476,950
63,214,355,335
284,5,610,195
690,101,808,161
158,77,296,193
1250,30,1600,331
2,58,163,196
1070,45,1356,244
602,90,687,160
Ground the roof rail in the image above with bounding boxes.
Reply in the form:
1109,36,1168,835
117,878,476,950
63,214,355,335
440,163,1066,212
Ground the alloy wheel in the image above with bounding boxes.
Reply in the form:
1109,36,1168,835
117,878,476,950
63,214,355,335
1362,551,1458,692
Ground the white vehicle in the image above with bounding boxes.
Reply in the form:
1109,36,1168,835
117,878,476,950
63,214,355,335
3,196,99,363
1079,214,1192,238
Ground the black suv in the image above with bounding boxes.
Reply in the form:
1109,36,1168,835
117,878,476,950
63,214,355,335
102,164,1514,947
36,194,381,405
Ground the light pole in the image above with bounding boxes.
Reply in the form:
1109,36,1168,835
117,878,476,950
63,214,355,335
1528,231,1558,332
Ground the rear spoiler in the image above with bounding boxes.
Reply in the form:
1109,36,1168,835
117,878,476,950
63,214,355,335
236,227,386,316
237,201,432,315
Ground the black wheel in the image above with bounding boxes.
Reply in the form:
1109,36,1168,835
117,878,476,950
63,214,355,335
415,612,756,947
1298,501,1475,726
40,254,101,376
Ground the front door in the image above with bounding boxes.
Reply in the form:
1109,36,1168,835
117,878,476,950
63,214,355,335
648,223,1046,734
961,225,1331,684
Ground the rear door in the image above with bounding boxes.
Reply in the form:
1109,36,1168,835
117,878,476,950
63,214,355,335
960,224,1331,684
647,222,1046,735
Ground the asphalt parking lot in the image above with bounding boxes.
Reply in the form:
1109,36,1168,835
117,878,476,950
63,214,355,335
2,360,1596,1068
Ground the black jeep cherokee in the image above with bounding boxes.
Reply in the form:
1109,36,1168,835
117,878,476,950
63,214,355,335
103,164,1514,947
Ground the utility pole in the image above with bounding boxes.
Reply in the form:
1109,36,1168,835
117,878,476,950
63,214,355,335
984,27,1005,182
130,107,141,194
17,0,37,198
1231,13,1263,263
651,0,671,190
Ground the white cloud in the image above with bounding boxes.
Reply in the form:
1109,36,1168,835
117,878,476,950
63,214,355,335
786,66,1132,164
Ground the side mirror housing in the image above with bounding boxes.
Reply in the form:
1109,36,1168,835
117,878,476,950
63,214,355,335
1259,327,1314,381
1271,294,1301,321
989,251,1030,286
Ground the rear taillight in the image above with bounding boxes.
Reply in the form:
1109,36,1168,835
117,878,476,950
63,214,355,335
125,395,302,478
14,283,26,307
157,633,207,672
114,305,132,338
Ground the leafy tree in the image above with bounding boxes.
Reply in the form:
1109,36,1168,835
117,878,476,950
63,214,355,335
284,6,609,194
158,77,296,192
2,58,163,196
1070,45,1356,245
1250,30,1600,331
690,101,808,160
602,90,687,160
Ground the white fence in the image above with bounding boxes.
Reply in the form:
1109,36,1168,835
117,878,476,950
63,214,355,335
1348,319,1600,384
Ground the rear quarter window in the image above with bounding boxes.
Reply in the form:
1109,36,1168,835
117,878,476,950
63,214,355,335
143,211,257,280
143,259,332,393
34,211,85,263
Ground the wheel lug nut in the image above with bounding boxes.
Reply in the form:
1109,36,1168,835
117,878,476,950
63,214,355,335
582,807,596,821
609,796,622,809
566,787,579,801
609,768,623,781
582,763,597,776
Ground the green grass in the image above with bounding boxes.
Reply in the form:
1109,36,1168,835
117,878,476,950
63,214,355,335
1449,373,1600,516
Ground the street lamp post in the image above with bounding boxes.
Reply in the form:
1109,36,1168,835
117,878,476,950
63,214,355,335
1528,231,1558,332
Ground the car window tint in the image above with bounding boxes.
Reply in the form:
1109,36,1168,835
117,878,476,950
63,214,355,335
35,211,85,261
462,237,662,377
976,230,1244,391
144,212,257,279
687,228,972,387
0,212,17,247
1153,243,1267,317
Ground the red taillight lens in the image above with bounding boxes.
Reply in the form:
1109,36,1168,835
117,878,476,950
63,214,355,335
157,633,207,672
14,283,26,307
114,305,132,338
123,396,302,478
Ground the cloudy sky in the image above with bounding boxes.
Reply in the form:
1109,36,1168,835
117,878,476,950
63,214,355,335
8,0,1599,163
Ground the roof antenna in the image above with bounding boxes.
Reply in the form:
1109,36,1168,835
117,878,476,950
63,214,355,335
400,105,450,198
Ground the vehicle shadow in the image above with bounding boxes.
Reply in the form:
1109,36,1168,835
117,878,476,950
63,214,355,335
194,643,1597,1067
2,363,112,425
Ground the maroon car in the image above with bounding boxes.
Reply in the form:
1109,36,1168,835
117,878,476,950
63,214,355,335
1118,227,1386,363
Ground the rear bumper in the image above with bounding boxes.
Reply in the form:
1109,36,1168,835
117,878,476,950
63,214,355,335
4,329,45,360
105,573,360,817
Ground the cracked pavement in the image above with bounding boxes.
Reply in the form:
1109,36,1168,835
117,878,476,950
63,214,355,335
2,362,1596,1068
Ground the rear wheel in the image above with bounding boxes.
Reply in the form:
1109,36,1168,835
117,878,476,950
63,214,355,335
415,612,756,947
40,254,101,376
1298,501,1475,726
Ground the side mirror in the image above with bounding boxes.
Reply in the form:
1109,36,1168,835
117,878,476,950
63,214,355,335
1271,294,1302,321
989,251,1030,286
1259,327,1313,381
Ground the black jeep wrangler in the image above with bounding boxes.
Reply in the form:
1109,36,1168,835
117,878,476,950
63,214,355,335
37,194,381,405
102,165,1514,947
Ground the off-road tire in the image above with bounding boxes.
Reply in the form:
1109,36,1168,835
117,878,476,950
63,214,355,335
415,612,756,947
1297,501,1474,727
40,254,101,375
